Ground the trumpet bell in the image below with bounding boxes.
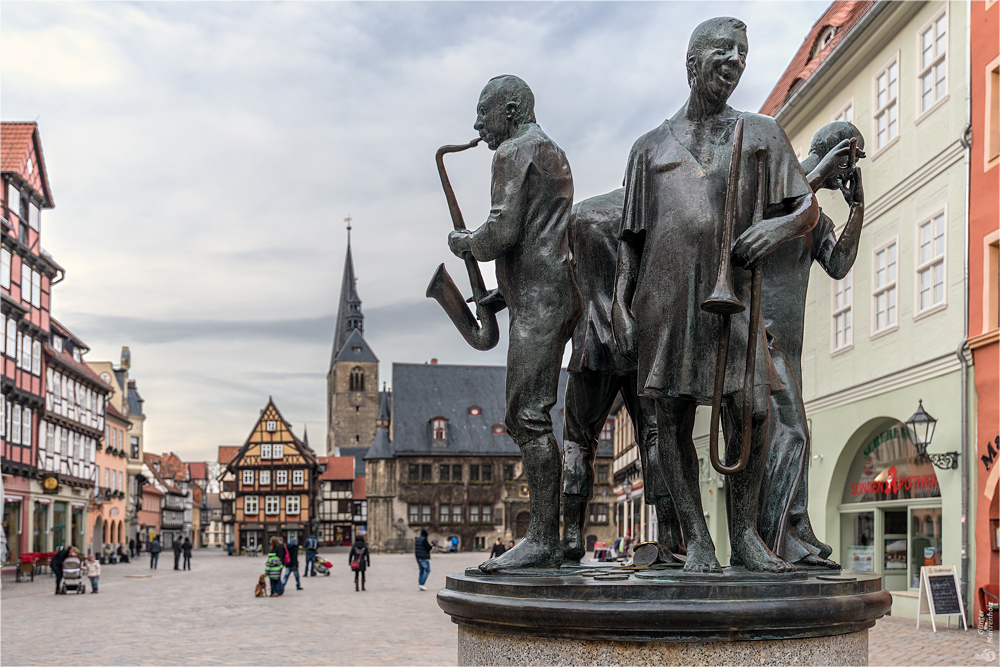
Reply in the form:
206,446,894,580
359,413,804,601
701,290,746,315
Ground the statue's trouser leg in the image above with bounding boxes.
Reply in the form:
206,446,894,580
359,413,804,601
621,384,681,552
562,370,619,562
723,383,784,569
654,397,718,569
757,348,831,561
504,327,566,556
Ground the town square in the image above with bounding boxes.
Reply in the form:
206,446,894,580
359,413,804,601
1,1,998,665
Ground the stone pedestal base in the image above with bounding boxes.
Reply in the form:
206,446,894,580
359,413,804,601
458,625,868,666
439,566,889,666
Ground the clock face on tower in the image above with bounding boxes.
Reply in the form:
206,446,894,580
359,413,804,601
349,392,364,407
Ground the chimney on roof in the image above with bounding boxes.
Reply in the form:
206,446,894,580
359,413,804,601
431,358,438,365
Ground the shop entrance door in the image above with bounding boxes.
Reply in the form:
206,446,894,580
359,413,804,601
3,502,21,563
841,511,874,572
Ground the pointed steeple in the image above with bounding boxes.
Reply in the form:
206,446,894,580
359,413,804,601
331,219,364,363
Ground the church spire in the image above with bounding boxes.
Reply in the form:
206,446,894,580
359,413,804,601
332,218,364,362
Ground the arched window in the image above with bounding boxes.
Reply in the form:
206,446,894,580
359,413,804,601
349,367,365,392
431,417,448,441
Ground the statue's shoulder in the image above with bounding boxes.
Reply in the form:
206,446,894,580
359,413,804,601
629,121,671,157
739,111,789,143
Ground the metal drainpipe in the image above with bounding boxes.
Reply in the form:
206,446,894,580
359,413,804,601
958,0,972,618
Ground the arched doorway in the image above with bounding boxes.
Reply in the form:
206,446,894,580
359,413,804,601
92,516,103,556
834,418,941,592
515,511,530,539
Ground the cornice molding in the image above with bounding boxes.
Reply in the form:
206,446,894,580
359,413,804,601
862,141,966,224
804,352,960,414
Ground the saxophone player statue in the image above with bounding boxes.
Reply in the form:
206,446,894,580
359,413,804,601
438,74,581,571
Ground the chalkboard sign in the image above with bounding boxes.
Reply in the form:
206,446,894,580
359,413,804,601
927,574,962,615
917,564,967,632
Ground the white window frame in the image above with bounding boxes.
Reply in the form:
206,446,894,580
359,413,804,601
831,269,854,353
6,183,19,220
285,495,300,514
833,97,855,124
28,202,39,231
11,404,21,444
871,238,899,337
264,495,280,515
259,469,271,485
265,420,277,432
46,422,54,454
4,318,13,357
292,469,304,485
272,443,283,460
1,248,10,289
20,263,30,306
31,339,41,375
916,7,948,119
914,208,947,318
21,407,30,447
31,270,40,308
242,469,254,485
872,53,900,156
244,495,258,515
260,443,271,459
276,470,287,485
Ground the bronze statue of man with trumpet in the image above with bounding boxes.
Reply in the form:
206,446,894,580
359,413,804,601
612,17,819,573
438,74,581,571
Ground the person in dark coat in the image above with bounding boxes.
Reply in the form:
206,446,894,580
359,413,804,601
50,546,77,594
181,537,192,570
172,537,182,570
129,538,136,558
149,537,162,569
281,535,302,591
490,538,506,559
415,529,432,591
349,535,370,592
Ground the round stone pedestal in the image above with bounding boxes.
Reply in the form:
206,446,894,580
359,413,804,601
438,566,890,666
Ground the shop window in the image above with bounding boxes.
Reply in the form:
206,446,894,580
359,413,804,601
910,507,942,588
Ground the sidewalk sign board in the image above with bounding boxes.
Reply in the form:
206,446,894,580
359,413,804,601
916,564,968,632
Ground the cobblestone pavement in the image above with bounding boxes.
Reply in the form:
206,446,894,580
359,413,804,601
2,549,995,666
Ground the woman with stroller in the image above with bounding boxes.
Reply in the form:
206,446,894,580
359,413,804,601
348,535,370,592
51,546,78,594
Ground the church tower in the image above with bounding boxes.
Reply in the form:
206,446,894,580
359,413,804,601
327,223,380,455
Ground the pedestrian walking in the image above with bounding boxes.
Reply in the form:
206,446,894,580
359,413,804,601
415,529,432,591
281,536,302,591
182,537,192,570
129,538,136,558
172,537,182,570
50,546,77,594
490,538,506,558
149,536,162,569
264,543,283,597
349,535,370,592
85,554,101,594
304,533,319,576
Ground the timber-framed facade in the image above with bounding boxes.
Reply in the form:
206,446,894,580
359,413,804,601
221,398,318,550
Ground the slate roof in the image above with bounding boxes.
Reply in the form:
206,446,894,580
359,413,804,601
759,1,877,117
331,240,365,364
332,328,379,364
365,424,392,460
317,455,355,481
390,362,568,457
127,381,145,417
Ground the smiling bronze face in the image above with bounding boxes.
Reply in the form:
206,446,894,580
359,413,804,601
686,18,748,106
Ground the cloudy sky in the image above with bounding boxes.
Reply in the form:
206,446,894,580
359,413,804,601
1,1,824,461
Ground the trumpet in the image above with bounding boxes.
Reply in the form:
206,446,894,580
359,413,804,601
701,116,768,476
426,138,504,351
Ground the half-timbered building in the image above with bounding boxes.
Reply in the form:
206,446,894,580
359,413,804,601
316,455,356,545
222,398,318,550
1,122,60,560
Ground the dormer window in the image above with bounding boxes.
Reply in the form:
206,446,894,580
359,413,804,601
432,417,448,441
469,406,481,416
810,25,837,60
72,349,82,362
53,336,63,352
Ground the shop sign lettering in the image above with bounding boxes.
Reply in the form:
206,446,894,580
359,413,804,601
850,465,940,496
862,426,910,458
981,436,998,471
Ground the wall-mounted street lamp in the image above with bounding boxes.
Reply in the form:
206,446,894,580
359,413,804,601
905,399,958,470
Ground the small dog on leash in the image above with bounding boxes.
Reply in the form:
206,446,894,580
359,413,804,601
254,574,267,598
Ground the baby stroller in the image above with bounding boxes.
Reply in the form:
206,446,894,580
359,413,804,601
314,556,333,576
60,555,86,594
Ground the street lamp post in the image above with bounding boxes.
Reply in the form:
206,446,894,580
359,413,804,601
905,399,958,470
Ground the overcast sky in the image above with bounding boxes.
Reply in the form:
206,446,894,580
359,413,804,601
1,1,823,461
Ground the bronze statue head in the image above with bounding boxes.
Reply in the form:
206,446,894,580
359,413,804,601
475,75,536,150
804,121,866,191
686,17,748,106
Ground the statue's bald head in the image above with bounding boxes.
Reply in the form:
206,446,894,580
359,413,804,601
483,75,536,125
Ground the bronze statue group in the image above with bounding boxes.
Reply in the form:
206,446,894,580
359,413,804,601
438,17,866,574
